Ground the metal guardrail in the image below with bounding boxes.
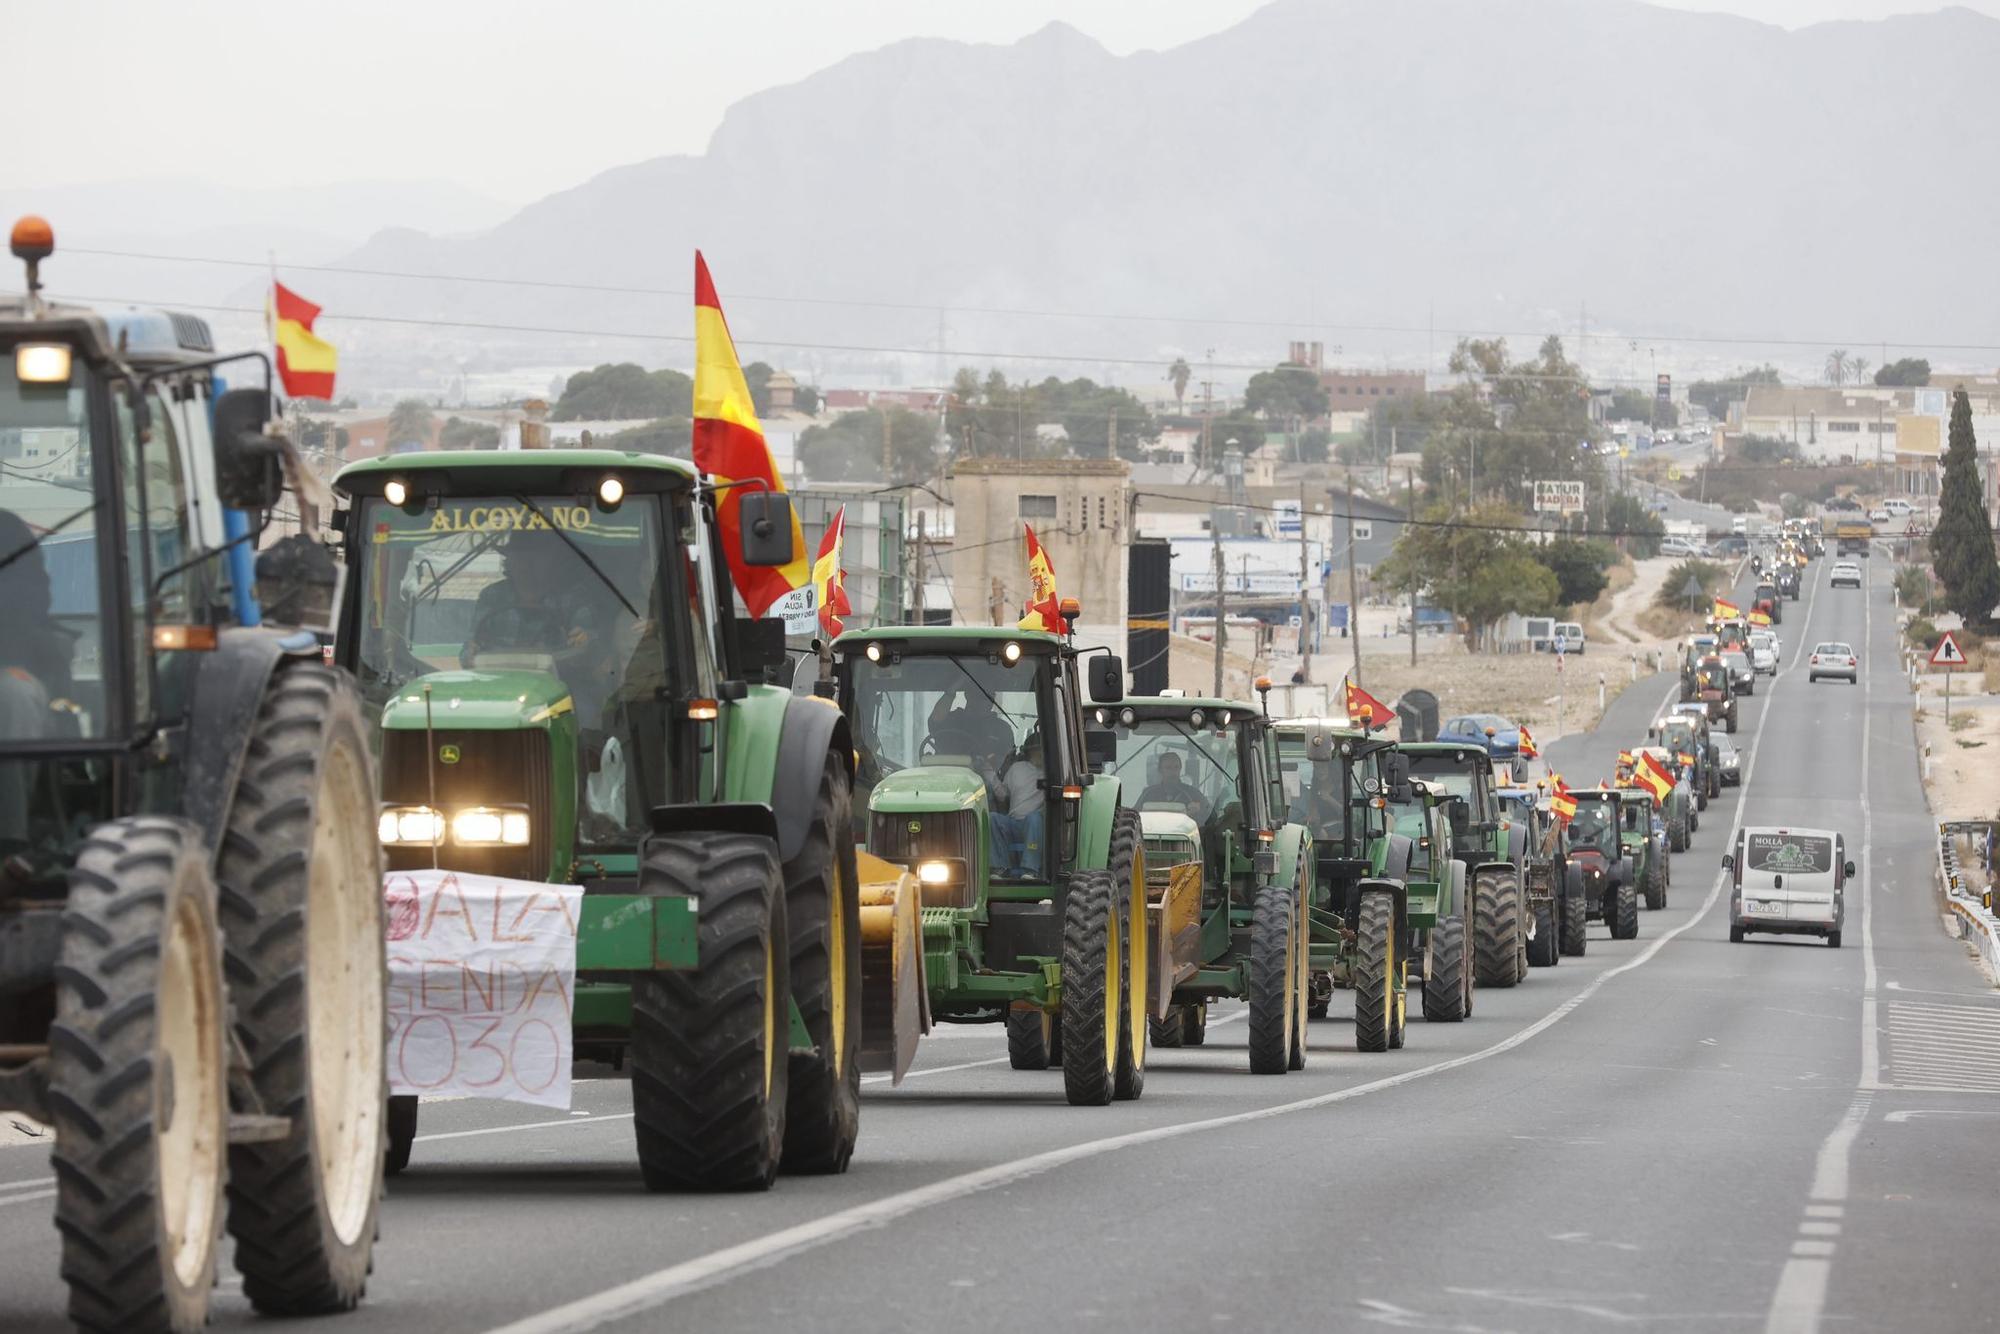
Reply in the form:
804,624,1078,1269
1936,821,2000,979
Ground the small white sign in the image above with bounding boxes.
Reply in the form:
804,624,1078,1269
1534,480,1585,514
769,583,820,636
1931,630,1969,667
384,870,582,1109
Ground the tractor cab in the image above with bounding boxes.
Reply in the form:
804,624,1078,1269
1400,742,1506,863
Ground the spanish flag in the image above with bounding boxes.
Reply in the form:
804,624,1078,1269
693,253,808,617
1635,751,1675,803
1550,778,1577,825
1616,749,1634,772
1675,750,1697,770
1018,523,1061,633
1712,597,1740,620
1518,724,1539,759
1345,678,1393,732
812,505,852,640
271,282,336,401
1748,609,1772,627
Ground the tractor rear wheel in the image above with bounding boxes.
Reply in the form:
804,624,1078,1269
1644,864,1667,912
1288,885,1310,1070
1670,816,1688,853
1560,887,1588,957
1110,809,1147,1102
1148,1007,1184,1048
780,752,864,1174
1008,1008,1055,1069
630,831,791,1190
384,1097,418,1175
1527,897,1559,967
49,818,227,1334
1473,868,1523,988
1421,915,1468,1022
215,663,385,1315
1354,889,1397,1052
1182,1001,1208,1046
1060,871,1118,1106
1610,883,1640,940
1248,882,1296,1074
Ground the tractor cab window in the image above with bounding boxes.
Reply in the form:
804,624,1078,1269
1568,801,1617,855
0,357,105,747
1620,800,1647,833
1105,716,1241,828
352,495,673,845
1275,734,1372,852
1406,754,1485,820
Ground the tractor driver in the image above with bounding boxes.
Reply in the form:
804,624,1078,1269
1288,757,1345,838
926,689,1013,762
0,509,76,837
1139,750,1212,821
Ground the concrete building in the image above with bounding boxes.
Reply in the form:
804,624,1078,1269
1738,386,1908,462
948,458,1129,629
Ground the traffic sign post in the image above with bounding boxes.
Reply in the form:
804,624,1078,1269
1932,630,1969,724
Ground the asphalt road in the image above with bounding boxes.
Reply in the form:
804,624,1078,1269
4,553,1996,1333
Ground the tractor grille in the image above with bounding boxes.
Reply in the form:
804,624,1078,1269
382,728,553,881
871,808,979,865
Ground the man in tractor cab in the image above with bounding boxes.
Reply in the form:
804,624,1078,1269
1139,749,1213,820
927,688,1013,762
1568,798,1616,857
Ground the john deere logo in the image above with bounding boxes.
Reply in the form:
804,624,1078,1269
439,744,462,765
907,819,922,834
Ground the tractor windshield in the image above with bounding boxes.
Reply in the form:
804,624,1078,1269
1104,717,1241,825
1568,799,1618,855
1275,731,1370,853
845,648,1049,813
0,358,104,749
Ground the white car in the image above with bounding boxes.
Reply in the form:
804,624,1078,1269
1882,498,1913,516
1808,642,1858,684
1830,561,1862,589
1749,643,1778,675
1867,507,1892,525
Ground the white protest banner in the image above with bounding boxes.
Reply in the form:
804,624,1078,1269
384,869,582,1110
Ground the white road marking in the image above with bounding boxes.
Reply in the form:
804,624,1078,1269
485,612,1815,1334
0,1187,55,1209
0,1174,53,1194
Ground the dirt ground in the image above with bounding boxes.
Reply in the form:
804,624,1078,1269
1915,669,2000,824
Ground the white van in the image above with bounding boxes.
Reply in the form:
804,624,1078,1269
1553,622,1585,654
1723,827,1853,947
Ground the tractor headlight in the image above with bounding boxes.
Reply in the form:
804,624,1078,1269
914,858,966,887
379,805,445,846
15,343,71,384
451,806,532,847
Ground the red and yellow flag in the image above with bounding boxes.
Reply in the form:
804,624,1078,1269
1635,751,1675,803
1712,597,1740,620
1518,724,1539,759
271,282,336,401
1748,609,1772,627
812,505,852,639
1018,523,1061,632
1551,778,1577,824
1675,750,1696,770
693,253,807,617
1345,678,1393,732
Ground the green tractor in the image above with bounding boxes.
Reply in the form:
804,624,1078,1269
0,219,389,1329
1496,783,1578,965
1633,745,1696,856
333,449,923,1187
1382,775,1476,1021
826,623,1149,1105
1271,720,1420,1052
1091,695,1311,1073
1399,742,1531,989
1616,784,1673,911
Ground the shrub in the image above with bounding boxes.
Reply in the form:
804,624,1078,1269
1653,559,1729,610
1894,564,1934,607
1905,617,1937,651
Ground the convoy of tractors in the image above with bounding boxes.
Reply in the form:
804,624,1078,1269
0,219,1776,1332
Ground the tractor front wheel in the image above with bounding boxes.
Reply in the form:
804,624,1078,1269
1060,871,1118,1106
49,818,228,1334
1421,915,1468,1022
384,1096,418,1176
1110,809,1147,1102
1182,1001,1208,1046
1527,897,1559,967
1644,863,1667,912
1288,886,1310,1070
630,831,791,1190
1354,889,1400,1052
1008,1008,1056,1068
1149,1008,1184,1049
1560,886,1588,957
1248,882,1296,1074
780,752,864,1174
1610,883,1640,941
1473,868,1524,988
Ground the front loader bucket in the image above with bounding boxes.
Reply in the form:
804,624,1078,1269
1146,861,1204,1019
857,850,930,1084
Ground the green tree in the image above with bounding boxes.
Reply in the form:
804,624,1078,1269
437,416,501,450
387,399,435,449
1604,493,1665,557
1244,365,1330,422
796,408,937,483
1537,538,1614,607
1376,500,1559,646
553,363,693,420
1929,388,2000,626
1299,426,1334,464
1420,335,1603,509
793,382,821,416
1688,365,1781,421
603,418,692,459
1168,356,1191,409
1875,358,1932,387
743,361,775,417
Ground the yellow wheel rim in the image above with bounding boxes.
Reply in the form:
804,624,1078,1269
1103,886,1120,1074
829,851,849,1073
1383,921,1397,1036
762,935,777,1098
158,883,223,1289
1127,847,1147,1072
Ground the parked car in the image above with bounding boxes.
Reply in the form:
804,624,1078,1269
1830,561,1863,589
1553,622,1585,655
1724,827,1853,947
1713,734,1743,786
1882,498,1913,516
1808,642,1859,684
1661,536,1707,558
1440,713,1521,760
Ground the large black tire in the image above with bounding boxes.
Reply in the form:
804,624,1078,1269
1149,1007,1185,1049
215,662,385,1315
1182,1001,1208,1046
1526,897,1559,967
1421,915,1468,1022
49,818,228,1334
1008,1007,1055,1069
1669,814,1688,854
1610,883,1640,940
1354,889,1398,1052
1288,865,1311,1070
630,831,791,1191
1061,871,1118,1106
1560,886,1588,957
1109,809,1147,1102
1248,882,1296,1074
384,1096,418,1176
779,752,864,1174
1473,868,1523,988
1644,862,1667,912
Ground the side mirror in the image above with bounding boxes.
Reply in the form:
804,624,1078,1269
253,534,343,633
1844,860,1856,878
739,491,797,568
1380,751,1411,790
1253,849,1279,877
212,387,284,511
1445,796,1470,829
730,616,788,684
1084,729,1117,773
1721,853,1735,871
1087,654,1124,703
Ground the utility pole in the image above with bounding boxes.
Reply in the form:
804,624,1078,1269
912,509,927,626
1108,406,1118,461
1199,379,1215,475
1212,528,1226,698
881,407,893,483
1297,479,1311,670
1344,462,1363,689
1406,465,1418,668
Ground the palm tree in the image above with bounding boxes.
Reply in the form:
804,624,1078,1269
1824,349,1851,387
1169,357,1191,409
1849,356,1872,387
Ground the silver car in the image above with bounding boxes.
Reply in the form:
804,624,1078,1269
1808,641,1858,684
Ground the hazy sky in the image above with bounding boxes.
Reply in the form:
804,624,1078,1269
13,0,1994,203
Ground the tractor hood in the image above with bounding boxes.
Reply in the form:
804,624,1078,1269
380,668,573,732
1139,809,1201,842
869,763,991,815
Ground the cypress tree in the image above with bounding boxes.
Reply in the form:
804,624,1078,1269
1930,388,2000,626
